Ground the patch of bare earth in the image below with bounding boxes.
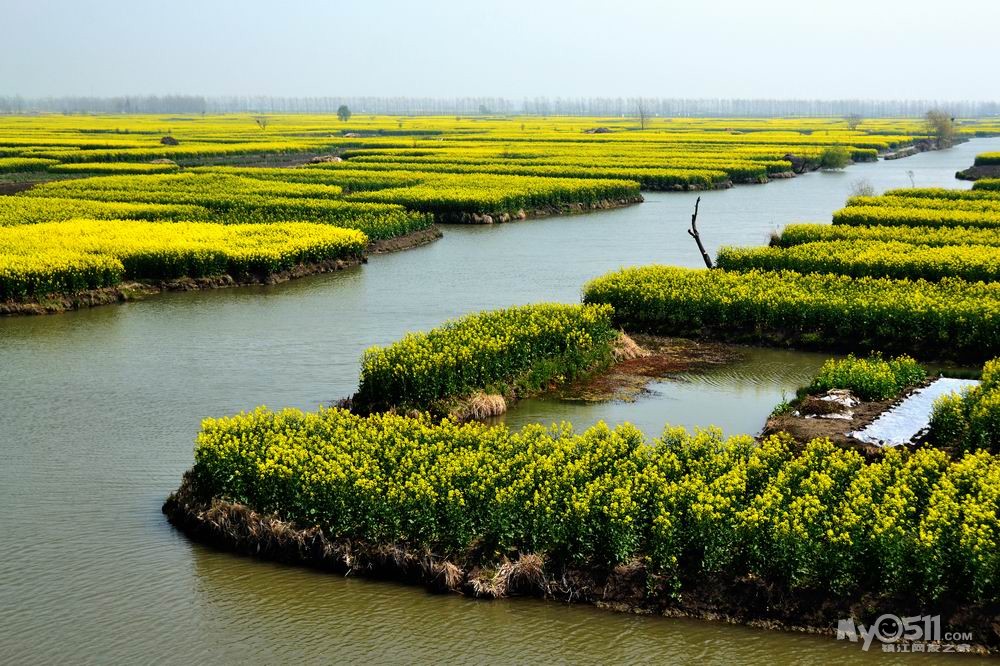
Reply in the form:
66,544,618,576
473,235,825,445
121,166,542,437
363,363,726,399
0,181,36,195
559,334,743,402
762,381,933,455
956,165,1000,181
368,226,442,254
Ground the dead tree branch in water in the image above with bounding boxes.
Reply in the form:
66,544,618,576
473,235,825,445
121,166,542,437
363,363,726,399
687,196,713,269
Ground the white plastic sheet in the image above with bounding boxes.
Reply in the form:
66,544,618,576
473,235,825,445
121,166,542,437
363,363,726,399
851,378,980,447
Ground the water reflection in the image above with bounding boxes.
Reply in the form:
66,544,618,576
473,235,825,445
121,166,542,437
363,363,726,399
501,346,831,437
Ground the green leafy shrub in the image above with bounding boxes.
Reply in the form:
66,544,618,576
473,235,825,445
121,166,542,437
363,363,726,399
582,265,1000,361
355,303,619,410
973,178,1000,191
717,240,1000,283
929,392,971,446
0,157,59,173
819,146,851,169
929,358,1000,454
973,152,1000,166
808,353,926,401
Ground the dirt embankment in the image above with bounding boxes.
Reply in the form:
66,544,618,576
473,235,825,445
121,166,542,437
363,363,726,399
435,196,644,224
0,172,88,194
1,257,363,316
163,473,999,654
1,226,443,316
173,152,342,168
957,165,1000,181
614,321,987,365
660,180,736,190
557,335,740,403
760,380,954,459
0,181,37,195
368,225,442,253
344,334,736,423
882,147,918,161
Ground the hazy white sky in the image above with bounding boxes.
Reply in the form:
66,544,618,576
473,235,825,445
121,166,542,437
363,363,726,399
2,0,998,100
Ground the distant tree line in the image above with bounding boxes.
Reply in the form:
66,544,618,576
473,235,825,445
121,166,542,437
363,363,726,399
1,95,998,118
0,95,210,115
521,97,1000,118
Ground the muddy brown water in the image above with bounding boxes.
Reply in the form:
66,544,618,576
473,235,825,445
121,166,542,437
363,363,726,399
2,139,999,663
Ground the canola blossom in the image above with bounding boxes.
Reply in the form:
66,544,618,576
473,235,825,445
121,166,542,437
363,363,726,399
582,266,1000,360
47,162,181,174
356,303,619,409
0,195,210,226
833,205,1000,229
24,173,431,240
0,219,366,300
773,223,1000,249
190,407,1000,604
930,359,1000,455
808,353,926,401
974,152,1000,167
717,240,1000,283
0,157,59,173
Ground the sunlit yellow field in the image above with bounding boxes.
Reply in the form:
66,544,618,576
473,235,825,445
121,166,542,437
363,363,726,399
2,113,999,304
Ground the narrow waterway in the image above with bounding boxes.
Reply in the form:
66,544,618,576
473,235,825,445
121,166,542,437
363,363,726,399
1,139,996,664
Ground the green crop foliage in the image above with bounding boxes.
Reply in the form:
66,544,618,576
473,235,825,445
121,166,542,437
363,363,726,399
833,205,1000,229
356,303,619,410
717,240,1000,283
818,145,851,169
0,220,366,300
973,153,1000,167
582,266,1000,361
188,407,1000,603
973,179,1000,191
808,353,926,401
930,359,1000,454
773,223,1000,249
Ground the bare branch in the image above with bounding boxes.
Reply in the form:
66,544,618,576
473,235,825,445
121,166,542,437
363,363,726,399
687,196,713,269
